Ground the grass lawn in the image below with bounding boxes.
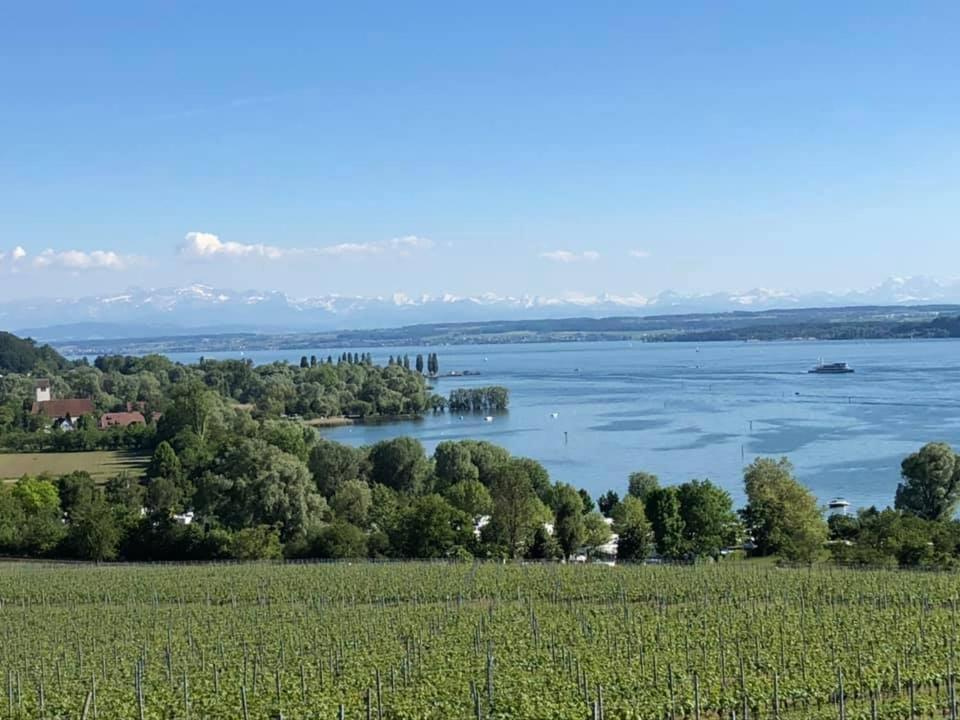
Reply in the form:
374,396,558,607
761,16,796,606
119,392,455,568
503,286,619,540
0,450,148,482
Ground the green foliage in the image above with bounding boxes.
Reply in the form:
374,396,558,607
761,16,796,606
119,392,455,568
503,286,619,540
330,478,372,527
447,386,509,412
597,489,620,516
394,494,472,558
368,437,430,494
433,441,480,490
308,438,361,496
229,525,283,560
0,331,70,373
5,562,960,718
627,471,660,502
676,479,740,559
613,495,653,561
443,478,493,520
895,442,960,521
742,457,828,563
646,486,686,559
310,520,368,559
486,459,544,558
552,484,585,559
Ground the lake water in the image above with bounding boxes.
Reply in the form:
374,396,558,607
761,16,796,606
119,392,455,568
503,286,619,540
169,339,960,509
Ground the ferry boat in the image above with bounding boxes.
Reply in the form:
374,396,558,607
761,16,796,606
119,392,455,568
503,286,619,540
809,361,854,374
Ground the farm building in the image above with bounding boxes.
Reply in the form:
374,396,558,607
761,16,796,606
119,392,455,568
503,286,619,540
98,411,146,430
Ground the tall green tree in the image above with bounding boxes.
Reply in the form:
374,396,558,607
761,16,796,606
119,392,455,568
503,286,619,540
368,437,430,494
613,495,653,562
646,486,686,559
487,460,543,558
433,441,480,490
308,439,361,496
741,457,827,563
895,442,960,521
582,511,612,558
676,479,740,559
66,493,122,561
443,479,493,521
552,484,585,560
628,471,660,503
330,479,372,527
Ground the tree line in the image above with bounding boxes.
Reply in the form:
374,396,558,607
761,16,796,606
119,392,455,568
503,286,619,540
0,346,456,452
447,387,509,413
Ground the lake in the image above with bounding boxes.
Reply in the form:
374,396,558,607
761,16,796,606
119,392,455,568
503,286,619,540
169,339,960,509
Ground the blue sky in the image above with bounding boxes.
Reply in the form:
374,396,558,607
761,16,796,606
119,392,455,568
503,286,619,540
1,2,959,301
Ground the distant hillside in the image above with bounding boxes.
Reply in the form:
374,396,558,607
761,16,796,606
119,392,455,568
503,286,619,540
0,332,71,374
42,305,960,356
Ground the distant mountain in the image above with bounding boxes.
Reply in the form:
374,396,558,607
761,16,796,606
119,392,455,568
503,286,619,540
4,276,960,340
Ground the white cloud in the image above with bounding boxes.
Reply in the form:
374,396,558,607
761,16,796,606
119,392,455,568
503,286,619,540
180,232,434,261
180,231,285,260
318,235,434,257
629,249,651,259
540,250,600,263
12,246,26,261
32,249,131,270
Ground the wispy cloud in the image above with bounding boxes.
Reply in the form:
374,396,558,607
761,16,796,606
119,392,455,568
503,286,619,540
32,249,133,270
179,232,434,261
540,250,600,263
628,249,651,259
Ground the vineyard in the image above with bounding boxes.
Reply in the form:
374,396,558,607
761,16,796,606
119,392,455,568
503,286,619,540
1,562,960,719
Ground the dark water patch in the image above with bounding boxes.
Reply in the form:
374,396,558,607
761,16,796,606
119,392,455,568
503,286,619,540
653,432,741,452
589,418,670,433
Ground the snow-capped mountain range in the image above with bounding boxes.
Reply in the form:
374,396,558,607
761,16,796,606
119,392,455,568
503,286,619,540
5,276,960,340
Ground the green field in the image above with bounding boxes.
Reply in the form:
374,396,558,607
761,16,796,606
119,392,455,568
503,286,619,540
0,450,147,482
0,561,957,719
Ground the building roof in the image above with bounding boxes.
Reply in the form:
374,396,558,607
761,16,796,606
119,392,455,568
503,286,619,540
99,411,146,429
34,378,51,389
31,398,95,418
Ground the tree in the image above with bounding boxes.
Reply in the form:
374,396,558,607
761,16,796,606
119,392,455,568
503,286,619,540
597,490,620,517
300,356,309,369
628,472,660,503
488,460,543,558
395,494,471,558
57,470,97,519
330,479,372,527
415,354,424,374
313,520,368,558
308,439,361,496
66,493,121,561
443,479,493,520
613,496,653,562
895,442,960,521
552,484,585,560
578,488,595,514
676,479,740,559
527,526,562,560
583,512,612,558
368,438,430,494
646,487,686,560
741,457,827,563
146,441,183,482
434,441,480,490
11,476,65,554
229,525,283,560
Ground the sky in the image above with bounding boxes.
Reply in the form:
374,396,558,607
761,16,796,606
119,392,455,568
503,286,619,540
1,2,959,302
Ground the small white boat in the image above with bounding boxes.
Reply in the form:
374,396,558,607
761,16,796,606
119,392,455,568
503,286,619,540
550,412,559,419
484,416,494,422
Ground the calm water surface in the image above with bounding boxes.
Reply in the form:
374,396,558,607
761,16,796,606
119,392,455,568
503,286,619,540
169,340,960,509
